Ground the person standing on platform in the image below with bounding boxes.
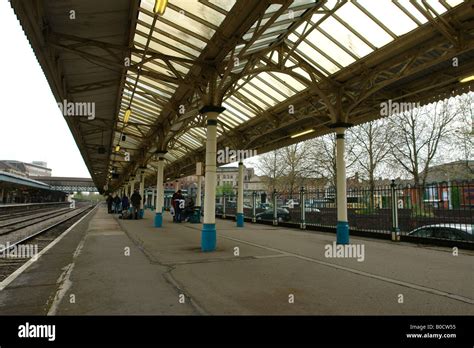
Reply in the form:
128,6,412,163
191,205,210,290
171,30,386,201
121,194,130,219
113,195,121,213
106,194,113,214
174,190,185,223
130,189,142,220
171,190,178,222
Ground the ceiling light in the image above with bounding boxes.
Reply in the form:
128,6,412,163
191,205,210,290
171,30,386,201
124,108,131,123
154,0,168,15
290,129,314,139
459,75,474,83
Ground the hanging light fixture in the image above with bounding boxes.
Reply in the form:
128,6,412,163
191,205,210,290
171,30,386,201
290,129,314,139
459,74,474,83
154,0,168,15
124,108,132,123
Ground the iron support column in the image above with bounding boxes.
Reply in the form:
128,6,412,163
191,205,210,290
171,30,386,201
222,194,226,219
129,177,136,213
300,186,306,229
273,189,278,226
391,179,400,242
139,169,145,219
336,127,349,244
196,175,202,222
151,188,155,210
252,191,257,223
236,161,245,227
201,106,225,252
154,156,165,227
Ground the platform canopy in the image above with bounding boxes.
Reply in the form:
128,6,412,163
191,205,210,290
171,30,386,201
35,177,98,192
11,0,474,192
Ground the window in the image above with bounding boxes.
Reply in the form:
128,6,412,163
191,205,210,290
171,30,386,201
412,228,433,238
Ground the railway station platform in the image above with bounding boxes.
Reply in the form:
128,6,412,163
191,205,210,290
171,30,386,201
0,204,473,315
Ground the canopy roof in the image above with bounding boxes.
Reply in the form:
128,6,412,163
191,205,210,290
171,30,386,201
11,0,474,192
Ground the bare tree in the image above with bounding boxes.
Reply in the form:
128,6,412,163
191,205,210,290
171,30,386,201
280,143,311,198
348,118,393,208
388,99,459,187
254,149,285,192
306,132,358,189
452,93,473,171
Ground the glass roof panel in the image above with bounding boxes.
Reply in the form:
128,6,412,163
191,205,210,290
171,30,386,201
259,72,304,98
207,0,236,12
222,110,246,124
239,84,277,108
306,29,356,67
251,75,291,99
318,16,373,59
335,2,393,48
357,0,418,37
136,33,200,59
396,0,429,24
224,99,255,120
244,78,278,105
168,1,226,27
139,1,217,41
136,26,201,58
137,14,208,48
294,38,339,74
423,0,449,15
445,0,464,7
219,114,240,128
139,76,177,96
291,67,312,82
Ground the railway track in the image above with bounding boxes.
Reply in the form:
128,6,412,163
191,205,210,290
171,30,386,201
0,204,97,282
0,206,67,222
0,207,75,235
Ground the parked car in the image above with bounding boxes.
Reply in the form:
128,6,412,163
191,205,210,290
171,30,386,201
259,203,271,210
225,201,237,209
256,208,291,222
215,203,224,214
408,224,474,241
281,204,321,213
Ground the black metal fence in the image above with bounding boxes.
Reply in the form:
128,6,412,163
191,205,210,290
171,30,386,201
215,181,474,246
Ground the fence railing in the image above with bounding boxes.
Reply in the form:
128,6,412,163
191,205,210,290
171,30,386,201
214,181,474,245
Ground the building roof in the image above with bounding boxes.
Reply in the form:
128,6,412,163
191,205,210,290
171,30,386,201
0,171,51,190
11,0,474,193
423,160,474,183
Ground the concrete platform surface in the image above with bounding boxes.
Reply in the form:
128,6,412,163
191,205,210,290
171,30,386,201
0,205,472,315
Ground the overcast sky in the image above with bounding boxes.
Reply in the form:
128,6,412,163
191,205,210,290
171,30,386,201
0,1,91,178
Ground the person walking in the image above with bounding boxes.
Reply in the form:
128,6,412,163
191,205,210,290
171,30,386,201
130,190,142,220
